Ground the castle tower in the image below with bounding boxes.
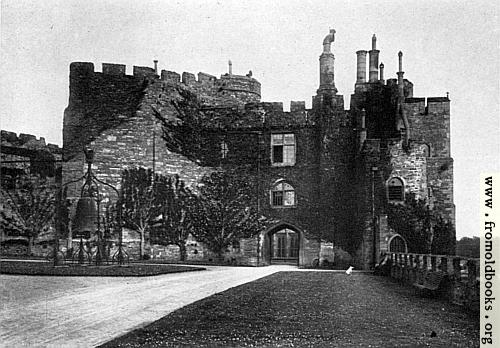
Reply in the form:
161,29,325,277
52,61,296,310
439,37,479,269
318,29,338,94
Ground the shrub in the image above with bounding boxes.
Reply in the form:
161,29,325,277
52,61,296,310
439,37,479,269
333,246,352,269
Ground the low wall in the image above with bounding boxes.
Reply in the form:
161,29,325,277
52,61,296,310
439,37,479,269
386,252,479,312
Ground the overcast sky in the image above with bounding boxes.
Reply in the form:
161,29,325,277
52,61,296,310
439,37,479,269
1,0,498,239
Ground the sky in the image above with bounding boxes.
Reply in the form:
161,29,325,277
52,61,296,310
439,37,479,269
1,0,499,239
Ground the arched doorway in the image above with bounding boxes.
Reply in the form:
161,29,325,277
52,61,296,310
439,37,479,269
268,226,300,265
388,234,408,253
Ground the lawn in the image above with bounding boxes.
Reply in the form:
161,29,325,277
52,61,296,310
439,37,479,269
100,272,479,347
0,261,204,276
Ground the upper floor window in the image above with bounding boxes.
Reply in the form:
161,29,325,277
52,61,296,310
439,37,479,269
387,177,404,201
271,181,296,207
271,133,295,166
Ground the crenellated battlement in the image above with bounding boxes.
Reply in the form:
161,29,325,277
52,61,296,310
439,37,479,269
1,130,61,152
69,61,261,104
199,101,312,129
404,97,450,115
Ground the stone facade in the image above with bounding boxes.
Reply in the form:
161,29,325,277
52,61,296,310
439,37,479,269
61,31,455,269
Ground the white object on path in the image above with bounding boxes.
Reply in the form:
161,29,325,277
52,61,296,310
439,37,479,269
346,266,354,275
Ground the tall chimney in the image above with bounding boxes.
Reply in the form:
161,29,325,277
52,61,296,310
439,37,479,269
318,28,337,94
379,63,385,84
368,34,380,82
397,51,404,98
356,50,367,83
228,60,233,75
153,60,158,75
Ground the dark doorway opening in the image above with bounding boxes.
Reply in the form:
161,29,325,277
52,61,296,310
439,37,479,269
269,228,299,265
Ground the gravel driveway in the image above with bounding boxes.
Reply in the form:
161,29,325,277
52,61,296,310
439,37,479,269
0,265,292,347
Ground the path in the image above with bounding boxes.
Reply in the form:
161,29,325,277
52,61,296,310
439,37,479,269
0,265,292,347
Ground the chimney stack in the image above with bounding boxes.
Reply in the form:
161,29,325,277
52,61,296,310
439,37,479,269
153,60,158,75
318,28,337,94
368,34,380,82
228,60,233,75
356,50,367,83
397,51,404,98
379,63,385,84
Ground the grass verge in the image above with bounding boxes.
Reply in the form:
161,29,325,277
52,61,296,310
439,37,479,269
100,271,478,347
0,261,205,277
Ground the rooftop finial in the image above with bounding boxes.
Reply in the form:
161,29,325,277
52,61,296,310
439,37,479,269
228,59,232,75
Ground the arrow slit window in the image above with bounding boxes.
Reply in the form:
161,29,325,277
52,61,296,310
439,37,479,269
220,141,229,159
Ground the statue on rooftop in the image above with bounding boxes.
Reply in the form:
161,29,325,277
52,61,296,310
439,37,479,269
323,28,336,53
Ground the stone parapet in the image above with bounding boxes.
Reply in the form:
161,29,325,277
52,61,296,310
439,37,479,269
387,252,479,312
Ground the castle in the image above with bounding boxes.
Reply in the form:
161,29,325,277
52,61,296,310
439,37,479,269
62,30,454,268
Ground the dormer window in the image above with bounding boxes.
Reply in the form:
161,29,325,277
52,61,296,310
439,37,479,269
271,181,296,207
387,177,404,201
271,133,295,166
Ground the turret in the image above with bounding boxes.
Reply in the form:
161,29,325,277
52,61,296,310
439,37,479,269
318,29,337,94
368,34,380,82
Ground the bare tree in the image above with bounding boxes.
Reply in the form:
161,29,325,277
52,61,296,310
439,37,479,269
0,176,56,255
190,169,272,261
152,175,196,261
117,168,158,259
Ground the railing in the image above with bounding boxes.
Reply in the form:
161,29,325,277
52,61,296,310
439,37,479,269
386,252,479,311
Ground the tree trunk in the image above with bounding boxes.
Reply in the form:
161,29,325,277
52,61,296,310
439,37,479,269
139,229,145,260
67,224,73,252
179,242,187,261
216,250,224,263
28,236,34,256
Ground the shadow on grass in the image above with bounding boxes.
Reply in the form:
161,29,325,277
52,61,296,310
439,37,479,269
0,261,205,277
100,272,479,347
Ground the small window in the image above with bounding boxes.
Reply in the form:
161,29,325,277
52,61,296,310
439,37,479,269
271,181,296,207
220,141,229,159
271,133,295,165
387,177,404,201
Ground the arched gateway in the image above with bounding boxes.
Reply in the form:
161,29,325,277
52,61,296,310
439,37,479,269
264,224,302,265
